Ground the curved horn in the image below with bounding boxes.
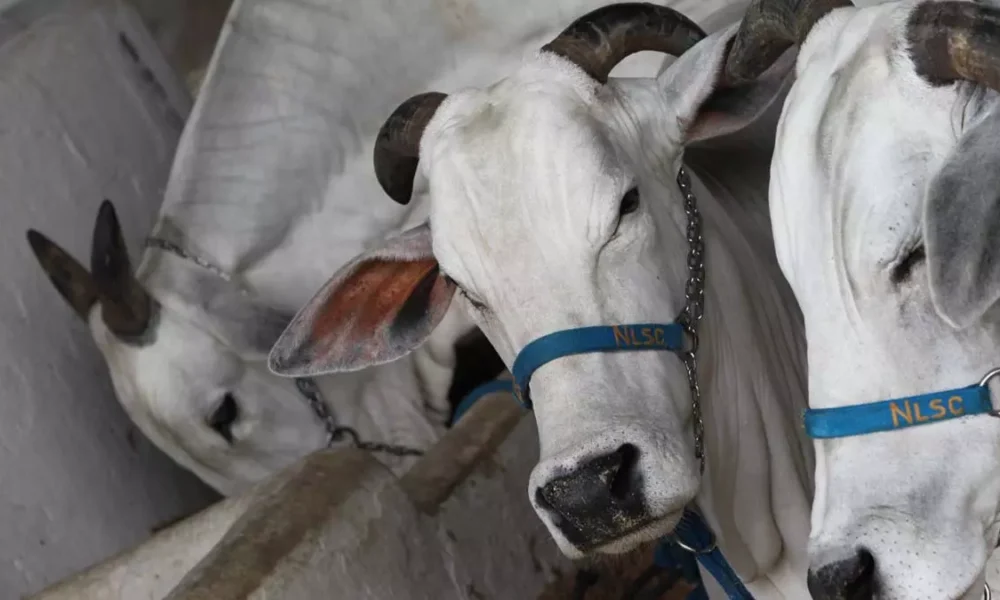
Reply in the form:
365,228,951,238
906,1,1000,93
26,229,99,321
541,2,707,84
373,92,448,205
724,0,853,85
90,200,157,340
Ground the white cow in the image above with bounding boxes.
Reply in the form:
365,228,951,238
719,0,1000,597
22,0,733,498
269,3,816,597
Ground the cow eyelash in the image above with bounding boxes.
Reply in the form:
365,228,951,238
444,275,488,312
890,243,926,285
460,290,488,312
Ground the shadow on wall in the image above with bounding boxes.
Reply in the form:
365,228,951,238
0,0,228,596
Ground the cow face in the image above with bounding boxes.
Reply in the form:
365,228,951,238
269,3,792,558
728,0,1000,597
28,200,339,496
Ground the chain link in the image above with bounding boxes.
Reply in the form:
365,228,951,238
675,167,706,475
294,378,424,458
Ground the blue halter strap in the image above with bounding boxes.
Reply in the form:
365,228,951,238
803,368,1000,440
509,323,685,408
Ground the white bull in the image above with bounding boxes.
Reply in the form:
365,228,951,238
20,0,735,498
269,2,816,596
719,0,1000,598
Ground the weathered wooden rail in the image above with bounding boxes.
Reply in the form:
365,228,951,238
30,380,709,599
30,385,570,599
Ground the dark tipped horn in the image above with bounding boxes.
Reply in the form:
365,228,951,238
541,2,707,84
906,1,1000,93
373,92,448,205
90,200,157,340
26,229,99,321
724,0,853,85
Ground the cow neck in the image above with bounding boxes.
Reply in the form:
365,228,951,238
685,164,814,586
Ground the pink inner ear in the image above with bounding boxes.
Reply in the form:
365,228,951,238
311,257,437,339
302,256,456,368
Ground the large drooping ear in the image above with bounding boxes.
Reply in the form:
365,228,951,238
268,222,457,377
26,229,100,322
665,0,856,143
659,23,795,144
903,1,1000,327
925,105,1000,329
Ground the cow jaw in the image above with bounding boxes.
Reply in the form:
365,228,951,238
769,2,1000,596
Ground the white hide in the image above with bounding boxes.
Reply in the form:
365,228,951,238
38,0,750,497
270,14,814,600
769,1,1000,598
425,40,811,598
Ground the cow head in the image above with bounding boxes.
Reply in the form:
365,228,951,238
27,200,336,495
725,0,1000,597
268,2,792,558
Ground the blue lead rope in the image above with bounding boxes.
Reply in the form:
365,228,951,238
454,321,753,599
450,379,513,424
659,510,753,599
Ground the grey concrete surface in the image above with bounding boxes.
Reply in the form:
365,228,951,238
0,1,222,595
165,402,570,600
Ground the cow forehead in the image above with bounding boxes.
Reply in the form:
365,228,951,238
775,3,961,277
93,300,241,410
424,62,612,188
423,61,634,277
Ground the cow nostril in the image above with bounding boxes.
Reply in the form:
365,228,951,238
808,548,877,600
608,443,639,500
534,444,651,548
846,549,876,596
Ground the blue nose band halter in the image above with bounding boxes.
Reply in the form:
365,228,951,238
802,368,1000,440
455,169,753,600
509,323,685,409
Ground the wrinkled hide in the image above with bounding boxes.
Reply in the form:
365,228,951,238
744,0,1000,597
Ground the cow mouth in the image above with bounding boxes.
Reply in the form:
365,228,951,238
582,510,685,556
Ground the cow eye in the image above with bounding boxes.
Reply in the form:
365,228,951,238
208,393,239,444
444,274,488,312
890,244,926,285
619,187,640,217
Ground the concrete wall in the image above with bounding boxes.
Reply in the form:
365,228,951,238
0,1,221,595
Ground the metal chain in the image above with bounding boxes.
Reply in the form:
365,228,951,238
295,378,424,458
146,237,234,283
145,237,425,459
674,167,706,475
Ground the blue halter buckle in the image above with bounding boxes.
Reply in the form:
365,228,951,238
803,367,1000,439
